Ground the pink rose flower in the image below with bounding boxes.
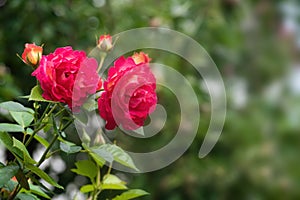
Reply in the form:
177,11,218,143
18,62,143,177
98,53,157,130
32,46,100,111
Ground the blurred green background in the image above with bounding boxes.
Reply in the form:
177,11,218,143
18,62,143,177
1,0,300,199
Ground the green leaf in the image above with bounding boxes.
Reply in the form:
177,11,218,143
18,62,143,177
91,144,138,171
0,164,19,187
80,184,94,193
90,146,114,164
25,164,63,189
0,101,34,114
89,152,106,167
102,174,128,190
16,193,39,200
2,180,18,192
28,184,51,199
71,160,97,181
33,135,50,148
59,141,82,154
112,189,150,200
0,123,24,132
0,132,24,160
10,111,34,128
13,137,36,164
29,85,53,102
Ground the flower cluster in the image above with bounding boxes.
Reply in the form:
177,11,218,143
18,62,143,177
22,36,157,130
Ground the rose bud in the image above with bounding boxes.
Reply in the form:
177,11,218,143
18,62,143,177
21,43,43,68
97,34,113,52
131,52,151,65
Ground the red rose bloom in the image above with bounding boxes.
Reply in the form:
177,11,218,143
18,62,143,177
32,46,100,111
98,54,157,130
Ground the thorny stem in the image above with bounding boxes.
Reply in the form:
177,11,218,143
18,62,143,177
36,133,59,167
36,117,74,167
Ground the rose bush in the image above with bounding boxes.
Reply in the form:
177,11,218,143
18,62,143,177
32,46,100,111
98,53,157,130
0,37,156,199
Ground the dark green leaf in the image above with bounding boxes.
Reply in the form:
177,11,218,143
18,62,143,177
0,123,24,132
112,189,150,200
25,164,63,189
0,164,19,187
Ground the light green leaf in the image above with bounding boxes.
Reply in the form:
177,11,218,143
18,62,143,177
82,144,105,167
91,146,114,164
91,144,138,171
102,174,128,190
26,128,49,148
0,164,19,187
80,184,94,193
25,164,63,189
16,193,39,200
29,85,53,102
0,101,34,114
89,152,106,167
10,111,34,128
0,123,24,132
60,141,82,154
13,137,36,164
71,160,97,181
112,189,150,200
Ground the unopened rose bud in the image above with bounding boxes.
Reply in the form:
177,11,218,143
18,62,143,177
21,43,43,68
131,52,151,65
97,34,113,52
